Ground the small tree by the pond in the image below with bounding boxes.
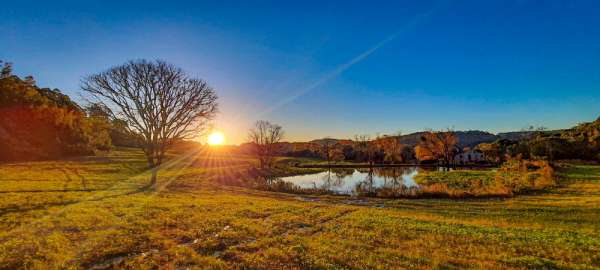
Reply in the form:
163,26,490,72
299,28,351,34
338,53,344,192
248,120,284,169
354,135,376,166
415,129,458,168
319,138,339,167
376,133,405,164
82,60,218,187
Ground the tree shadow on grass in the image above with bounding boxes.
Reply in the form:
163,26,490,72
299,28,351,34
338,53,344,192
0,183,153,217
0,188,132,194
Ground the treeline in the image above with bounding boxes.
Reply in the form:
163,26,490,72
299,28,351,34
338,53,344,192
476,119,600,163
0,61,137,162
239,135,418,165
238,120,599,166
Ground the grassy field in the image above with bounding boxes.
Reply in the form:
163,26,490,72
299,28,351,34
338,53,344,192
413,162,554,198
0,148,599,269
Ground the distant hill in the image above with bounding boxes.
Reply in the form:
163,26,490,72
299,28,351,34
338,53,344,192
306,129,567,149
395,131,498,148
265,118,599,161
562,117,600,147
498,131,538,141
309,130,534,148
455,131,499,148
309,131,498,148
309,138,342,146
497,130,564,141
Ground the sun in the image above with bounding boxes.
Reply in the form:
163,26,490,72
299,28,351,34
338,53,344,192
207,131,225,146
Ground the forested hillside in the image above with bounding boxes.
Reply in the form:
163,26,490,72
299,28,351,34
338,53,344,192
0,61,122,161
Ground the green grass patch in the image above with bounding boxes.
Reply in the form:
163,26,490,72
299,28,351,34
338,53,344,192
0,149,598,269
415,170,496,189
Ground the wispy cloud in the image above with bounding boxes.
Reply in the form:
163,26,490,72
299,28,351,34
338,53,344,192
256,4,442,118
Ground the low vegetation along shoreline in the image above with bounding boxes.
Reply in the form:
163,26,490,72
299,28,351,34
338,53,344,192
292,163,495,168
238,157,556,199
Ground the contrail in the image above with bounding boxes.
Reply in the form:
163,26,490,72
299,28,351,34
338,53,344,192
256,5,441,118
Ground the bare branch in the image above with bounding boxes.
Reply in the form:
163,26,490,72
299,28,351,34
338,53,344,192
81,60,218,173
248,120,284,168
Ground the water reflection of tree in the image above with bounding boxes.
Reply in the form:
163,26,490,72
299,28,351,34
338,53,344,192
254,167,428,197
321,169,350,190
354,167,421,196
332,168,354,179
354,168,375,196
320,170,333,190
374,167,400,189
374,167,416,188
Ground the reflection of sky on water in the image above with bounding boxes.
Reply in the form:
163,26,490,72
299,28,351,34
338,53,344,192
280,167,421,195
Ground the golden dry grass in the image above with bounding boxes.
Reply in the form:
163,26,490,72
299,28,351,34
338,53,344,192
0,148,598,269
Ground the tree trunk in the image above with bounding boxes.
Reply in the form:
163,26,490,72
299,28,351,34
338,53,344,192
150,167,158,189
146,152,159,189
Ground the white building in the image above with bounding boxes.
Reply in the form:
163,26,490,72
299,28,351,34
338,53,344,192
454,149,485,164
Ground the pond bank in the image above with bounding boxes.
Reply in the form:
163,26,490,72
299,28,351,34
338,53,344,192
252,160,556,199
294,163,496,169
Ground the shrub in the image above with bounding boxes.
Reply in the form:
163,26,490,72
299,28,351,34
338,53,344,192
414,159,556,198
495,158,555,192
415,170,513,197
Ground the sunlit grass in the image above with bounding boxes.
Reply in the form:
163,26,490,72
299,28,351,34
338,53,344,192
0,148,598,269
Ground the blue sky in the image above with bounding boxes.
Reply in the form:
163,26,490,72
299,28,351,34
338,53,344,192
1,0,599,144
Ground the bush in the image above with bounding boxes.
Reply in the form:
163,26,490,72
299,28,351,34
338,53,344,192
415,170,512,197
495,159,555,192
414,159,556,198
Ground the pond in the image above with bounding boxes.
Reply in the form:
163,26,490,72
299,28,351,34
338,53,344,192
273,167,433,196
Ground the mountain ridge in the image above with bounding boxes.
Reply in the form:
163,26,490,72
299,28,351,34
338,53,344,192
306,130,557,148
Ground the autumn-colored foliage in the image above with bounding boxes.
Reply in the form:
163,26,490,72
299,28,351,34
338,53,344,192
0,63,111,161
415,130,458,166
495,158,556,192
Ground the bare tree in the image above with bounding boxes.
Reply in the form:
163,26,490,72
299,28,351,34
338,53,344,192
319,138,337,167
248,120,284,168
376,132,405,164
81,60,218,186
354,134,375,167
415,129,458,168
